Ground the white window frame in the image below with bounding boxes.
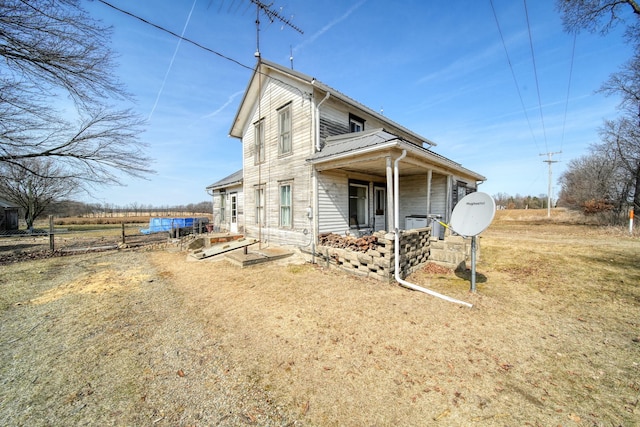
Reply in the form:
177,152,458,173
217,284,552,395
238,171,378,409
278,104,292,156
349,181,369,228
255,186,265,225
279,183,292,228
254,119,265,164
219,192,226,222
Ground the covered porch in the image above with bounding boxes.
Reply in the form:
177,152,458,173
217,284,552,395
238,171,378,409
308,129,485,238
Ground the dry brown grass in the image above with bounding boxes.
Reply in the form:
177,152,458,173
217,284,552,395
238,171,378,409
1,209,638,426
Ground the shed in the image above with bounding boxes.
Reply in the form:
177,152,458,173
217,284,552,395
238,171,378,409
0,198,19,231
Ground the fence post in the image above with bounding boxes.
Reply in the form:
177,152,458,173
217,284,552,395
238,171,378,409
122,222,126,244
49,215,54,252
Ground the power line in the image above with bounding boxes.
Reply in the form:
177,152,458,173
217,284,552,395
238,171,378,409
489,0,541,154
523,0,548,153
560,32,577,156
96,0,308,99
97,0,254,73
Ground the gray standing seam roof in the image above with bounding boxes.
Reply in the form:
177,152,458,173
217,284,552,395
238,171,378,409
206,169,243,190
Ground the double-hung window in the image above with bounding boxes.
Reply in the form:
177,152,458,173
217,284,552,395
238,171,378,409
349,180,368,228
278,104,292,155
255,187,265,225
254,118,265,164
279,183,292,227
219,192,226,222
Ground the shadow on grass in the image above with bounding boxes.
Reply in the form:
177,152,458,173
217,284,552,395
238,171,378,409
455,268,488,283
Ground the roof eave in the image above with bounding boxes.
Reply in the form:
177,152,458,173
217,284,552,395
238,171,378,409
308,140,485,182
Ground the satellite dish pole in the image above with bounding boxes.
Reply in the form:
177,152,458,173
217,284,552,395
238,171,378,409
448,192,496,292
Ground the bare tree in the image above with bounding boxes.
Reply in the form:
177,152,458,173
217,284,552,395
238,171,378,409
600,116,640,212
556,0,640,42
0,0,153,186
0,159,78,229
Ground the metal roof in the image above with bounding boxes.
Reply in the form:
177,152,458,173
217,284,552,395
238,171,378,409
230,59,436,147
307,128,486,182
206,169,243,190
0,198,19,209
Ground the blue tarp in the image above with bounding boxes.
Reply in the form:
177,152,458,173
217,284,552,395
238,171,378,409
140,217,208,235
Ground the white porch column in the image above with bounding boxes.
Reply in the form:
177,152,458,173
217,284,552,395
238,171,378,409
445,174,452,223
426,169,432,214
386,156,394,232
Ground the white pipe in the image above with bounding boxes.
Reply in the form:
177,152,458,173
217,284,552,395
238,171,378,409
393,149,473,308
315,91,330,152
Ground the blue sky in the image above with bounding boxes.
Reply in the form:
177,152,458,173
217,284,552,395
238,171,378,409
82,0,634,206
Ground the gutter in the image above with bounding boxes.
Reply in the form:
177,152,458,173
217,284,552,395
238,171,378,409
393,149,473,308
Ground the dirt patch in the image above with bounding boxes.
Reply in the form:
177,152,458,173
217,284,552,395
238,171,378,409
1,211,639,426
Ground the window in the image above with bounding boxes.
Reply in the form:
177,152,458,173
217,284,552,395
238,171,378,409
255,187,265,225
374,187,385,216
254,119,265,164
454,181,468,206
219,192,226,221
349,181,368,228
279,183,292,227
349,113,365,133
278,104,292,155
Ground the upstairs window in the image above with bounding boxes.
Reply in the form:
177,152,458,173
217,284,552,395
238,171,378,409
254,118,265,164
278,104,292,155
349,113,365,133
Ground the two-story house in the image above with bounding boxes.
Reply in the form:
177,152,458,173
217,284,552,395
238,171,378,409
206,59,486,249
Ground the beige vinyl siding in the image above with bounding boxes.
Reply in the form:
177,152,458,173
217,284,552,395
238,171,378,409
429,174,448,219
399,175,428,226
318,172,349,234
212,184,243,232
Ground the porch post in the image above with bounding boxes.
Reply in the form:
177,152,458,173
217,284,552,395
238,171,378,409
445,175,452,223
426,169,432,214
386,156,394,232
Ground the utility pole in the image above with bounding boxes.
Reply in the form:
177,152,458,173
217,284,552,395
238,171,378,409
540,151,561,218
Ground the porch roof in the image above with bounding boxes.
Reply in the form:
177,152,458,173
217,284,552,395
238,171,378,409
206,169,243,191
307,128,486,182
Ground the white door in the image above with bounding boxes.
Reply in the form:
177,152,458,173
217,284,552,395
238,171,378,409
374,187,386,231
230,193,238,233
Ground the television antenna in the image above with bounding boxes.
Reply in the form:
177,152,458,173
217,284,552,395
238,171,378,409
249,0,303,59
448,192,496,292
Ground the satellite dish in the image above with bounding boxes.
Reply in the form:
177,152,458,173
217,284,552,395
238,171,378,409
449,192,496,237
447,191,496,293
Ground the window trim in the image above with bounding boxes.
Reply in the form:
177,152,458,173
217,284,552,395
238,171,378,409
348,179,369,228
278,103,292,156
254,118,265,164
349,113,365,133
219,191,226,222
279,182,293,228
255,186,265,225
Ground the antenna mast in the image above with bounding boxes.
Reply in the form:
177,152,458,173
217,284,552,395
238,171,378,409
540,151,561,218
249,0,303,59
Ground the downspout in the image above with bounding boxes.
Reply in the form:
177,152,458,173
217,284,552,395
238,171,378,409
310,90,330,263
393,150,473,308
315,91,330,152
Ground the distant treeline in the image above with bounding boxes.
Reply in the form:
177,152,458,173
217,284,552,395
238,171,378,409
43,200,213,218
492,193,552,210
